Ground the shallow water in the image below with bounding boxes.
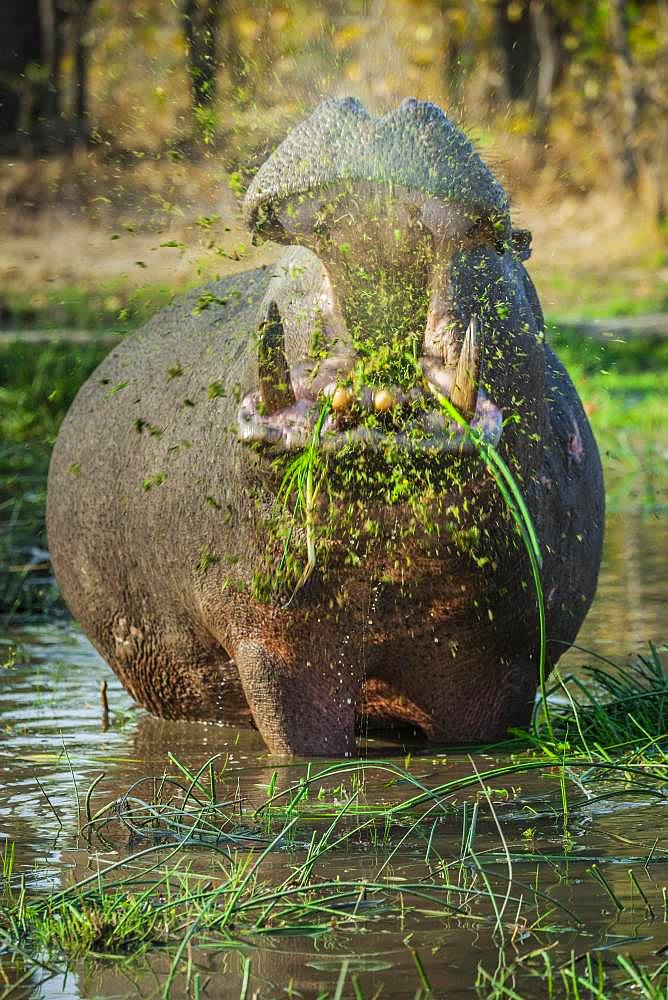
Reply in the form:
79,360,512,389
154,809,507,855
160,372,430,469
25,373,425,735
0,511,666,998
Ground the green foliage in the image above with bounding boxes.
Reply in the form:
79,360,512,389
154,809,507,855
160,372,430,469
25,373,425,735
551,327,668,376
24,0,659,212
0,340,109,446
477,949,668,1000
552,328,668,510
256,400,332,601
0,338,110,615
1,284,175,332
193,103,219,145
25,892,162,958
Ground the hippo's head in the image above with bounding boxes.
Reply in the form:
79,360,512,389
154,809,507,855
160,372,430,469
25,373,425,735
237,98,540,460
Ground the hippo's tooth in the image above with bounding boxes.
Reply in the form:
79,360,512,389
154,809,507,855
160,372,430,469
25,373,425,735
331,385,354,412
373,388,396,412
450,316,482,423
257,300,297,415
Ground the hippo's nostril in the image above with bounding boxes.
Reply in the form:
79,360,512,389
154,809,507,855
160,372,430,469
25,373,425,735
257,300,297,415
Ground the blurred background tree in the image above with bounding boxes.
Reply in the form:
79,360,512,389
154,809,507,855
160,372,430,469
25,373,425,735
0,1,665,231
0,0,668,213
0,0,94,149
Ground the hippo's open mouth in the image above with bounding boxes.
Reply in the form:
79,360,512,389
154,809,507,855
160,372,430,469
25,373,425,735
237,305,503,455
236,98,526,456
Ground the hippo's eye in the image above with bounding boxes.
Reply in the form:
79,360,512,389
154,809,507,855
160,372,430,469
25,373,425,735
464,217,505,254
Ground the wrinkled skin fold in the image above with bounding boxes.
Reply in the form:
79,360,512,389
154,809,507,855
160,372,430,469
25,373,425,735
47,99,605,755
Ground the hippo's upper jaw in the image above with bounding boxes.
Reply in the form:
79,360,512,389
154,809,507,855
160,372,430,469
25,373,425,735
237,98,533,455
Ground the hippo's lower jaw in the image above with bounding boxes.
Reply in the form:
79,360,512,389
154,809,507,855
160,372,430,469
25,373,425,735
237,302,503,454
237,380,502,454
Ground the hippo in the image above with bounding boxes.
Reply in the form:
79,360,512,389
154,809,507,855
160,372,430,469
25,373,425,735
46,98,604,756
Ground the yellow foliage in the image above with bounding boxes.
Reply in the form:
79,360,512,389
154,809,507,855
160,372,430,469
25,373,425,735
234,14,261,42
270,10,289,31
333,23,365,51
507,1,524,24
414,23,433,43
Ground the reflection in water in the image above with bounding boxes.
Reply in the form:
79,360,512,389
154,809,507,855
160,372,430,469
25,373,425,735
0,511,666,998
559,511,666,666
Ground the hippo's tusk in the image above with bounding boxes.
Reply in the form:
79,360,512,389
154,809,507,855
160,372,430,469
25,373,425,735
257,300,296,414
450,317,482,423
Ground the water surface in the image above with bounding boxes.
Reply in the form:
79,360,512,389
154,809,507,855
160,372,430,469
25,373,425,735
1,511,666,998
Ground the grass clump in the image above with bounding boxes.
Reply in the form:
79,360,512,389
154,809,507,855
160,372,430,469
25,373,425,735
2,718,668,997
2,642,668,993
22,892,162,958
477,949,668,1000
274,399,332,596
540,643,668,755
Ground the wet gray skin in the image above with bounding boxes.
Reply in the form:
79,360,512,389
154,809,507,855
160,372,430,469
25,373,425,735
47,98,604,756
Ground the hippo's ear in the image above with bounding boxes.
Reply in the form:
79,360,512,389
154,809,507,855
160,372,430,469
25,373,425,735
511,228,532,261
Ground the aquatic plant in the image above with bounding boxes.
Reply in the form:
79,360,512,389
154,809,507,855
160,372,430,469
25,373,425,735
3,651,668,997
538,642,668,755
477,948,668,999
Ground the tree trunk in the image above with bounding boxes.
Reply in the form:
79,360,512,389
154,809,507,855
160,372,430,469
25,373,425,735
0,0,43,142
0,0,92,150
40,0,63,122
530,0,564,135
183,0,222,112
72,0,91,142
609,0,642,189
495,0,538,104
